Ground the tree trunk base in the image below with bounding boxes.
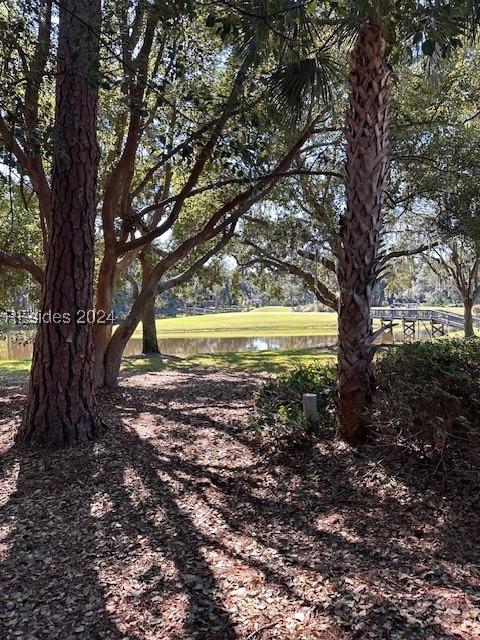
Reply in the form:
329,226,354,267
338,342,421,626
16,413,107,450
142,343,160,355
335,414,368,446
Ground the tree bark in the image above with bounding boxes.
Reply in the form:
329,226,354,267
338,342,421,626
464,298,474,338
103,277,157,387
140,250,160,354
142,294,159,354
138,246,160,355
336,20,391,445
93,252,116,385
17,0,104,448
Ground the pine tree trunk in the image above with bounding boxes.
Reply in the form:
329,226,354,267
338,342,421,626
336,20,391,445
17,0,104,448
464,298,474,338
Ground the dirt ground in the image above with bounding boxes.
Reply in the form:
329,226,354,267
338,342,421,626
0,368,479,640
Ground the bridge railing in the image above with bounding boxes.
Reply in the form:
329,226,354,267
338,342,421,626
370,307,480,329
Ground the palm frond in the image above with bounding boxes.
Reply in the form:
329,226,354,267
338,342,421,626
268,46,339,122
229,0,318,63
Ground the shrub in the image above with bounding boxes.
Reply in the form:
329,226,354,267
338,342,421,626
373,339,480,461
252,363,337,449
253,339,480,461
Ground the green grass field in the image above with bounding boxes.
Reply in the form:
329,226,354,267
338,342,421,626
129,305,469,341
131,308,338,339
122,348,335,375
423,305,465,315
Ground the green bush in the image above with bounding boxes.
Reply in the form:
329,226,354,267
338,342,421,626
252,363,337,448
373,339,480,460
253,339,480,460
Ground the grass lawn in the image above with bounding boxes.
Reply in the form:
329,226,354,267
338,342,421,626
0,309,336,376
0,359,31,375
122,347,335,375
130,309,338,339
0,347,335,377
423,305,465,315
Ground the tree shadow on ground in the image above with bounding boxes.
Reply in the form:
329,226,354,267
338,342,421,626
0,381,237,639
0,368,479,639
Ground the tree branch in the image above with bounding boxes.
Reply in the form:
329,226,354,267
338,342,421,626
0,251,44,284
160,225,237,292
379,241,439,266
241,239,337,310
120,113,324,254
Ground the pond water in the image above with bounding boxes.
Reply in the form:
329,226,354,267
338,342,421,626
0,331,338,360
0,324,442,361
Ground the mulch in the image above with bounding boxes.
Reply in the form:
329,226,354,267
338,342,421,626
0,367,479,640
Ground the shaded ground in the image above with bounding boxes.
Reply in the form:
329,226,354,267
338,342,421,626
0,368,479,640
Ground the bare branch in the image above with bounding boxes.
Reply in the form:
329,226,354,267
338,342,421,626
379,241,439,266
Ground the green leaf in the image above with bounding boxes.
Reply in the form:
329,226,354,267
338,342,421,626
306,0,318,16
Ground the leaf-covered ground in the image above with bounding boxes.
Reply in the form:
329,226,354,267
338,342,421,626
0,368,479,639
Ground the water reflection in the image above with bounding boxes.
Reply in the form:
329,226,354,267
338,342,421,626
0,331,337,360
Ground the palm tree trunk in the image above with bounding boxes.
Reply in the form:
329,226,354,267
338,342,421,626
17,0,104,448
337,20,391,445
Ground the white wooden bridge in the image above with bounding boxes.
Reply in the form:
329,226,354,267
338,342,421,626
370,307,479,338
